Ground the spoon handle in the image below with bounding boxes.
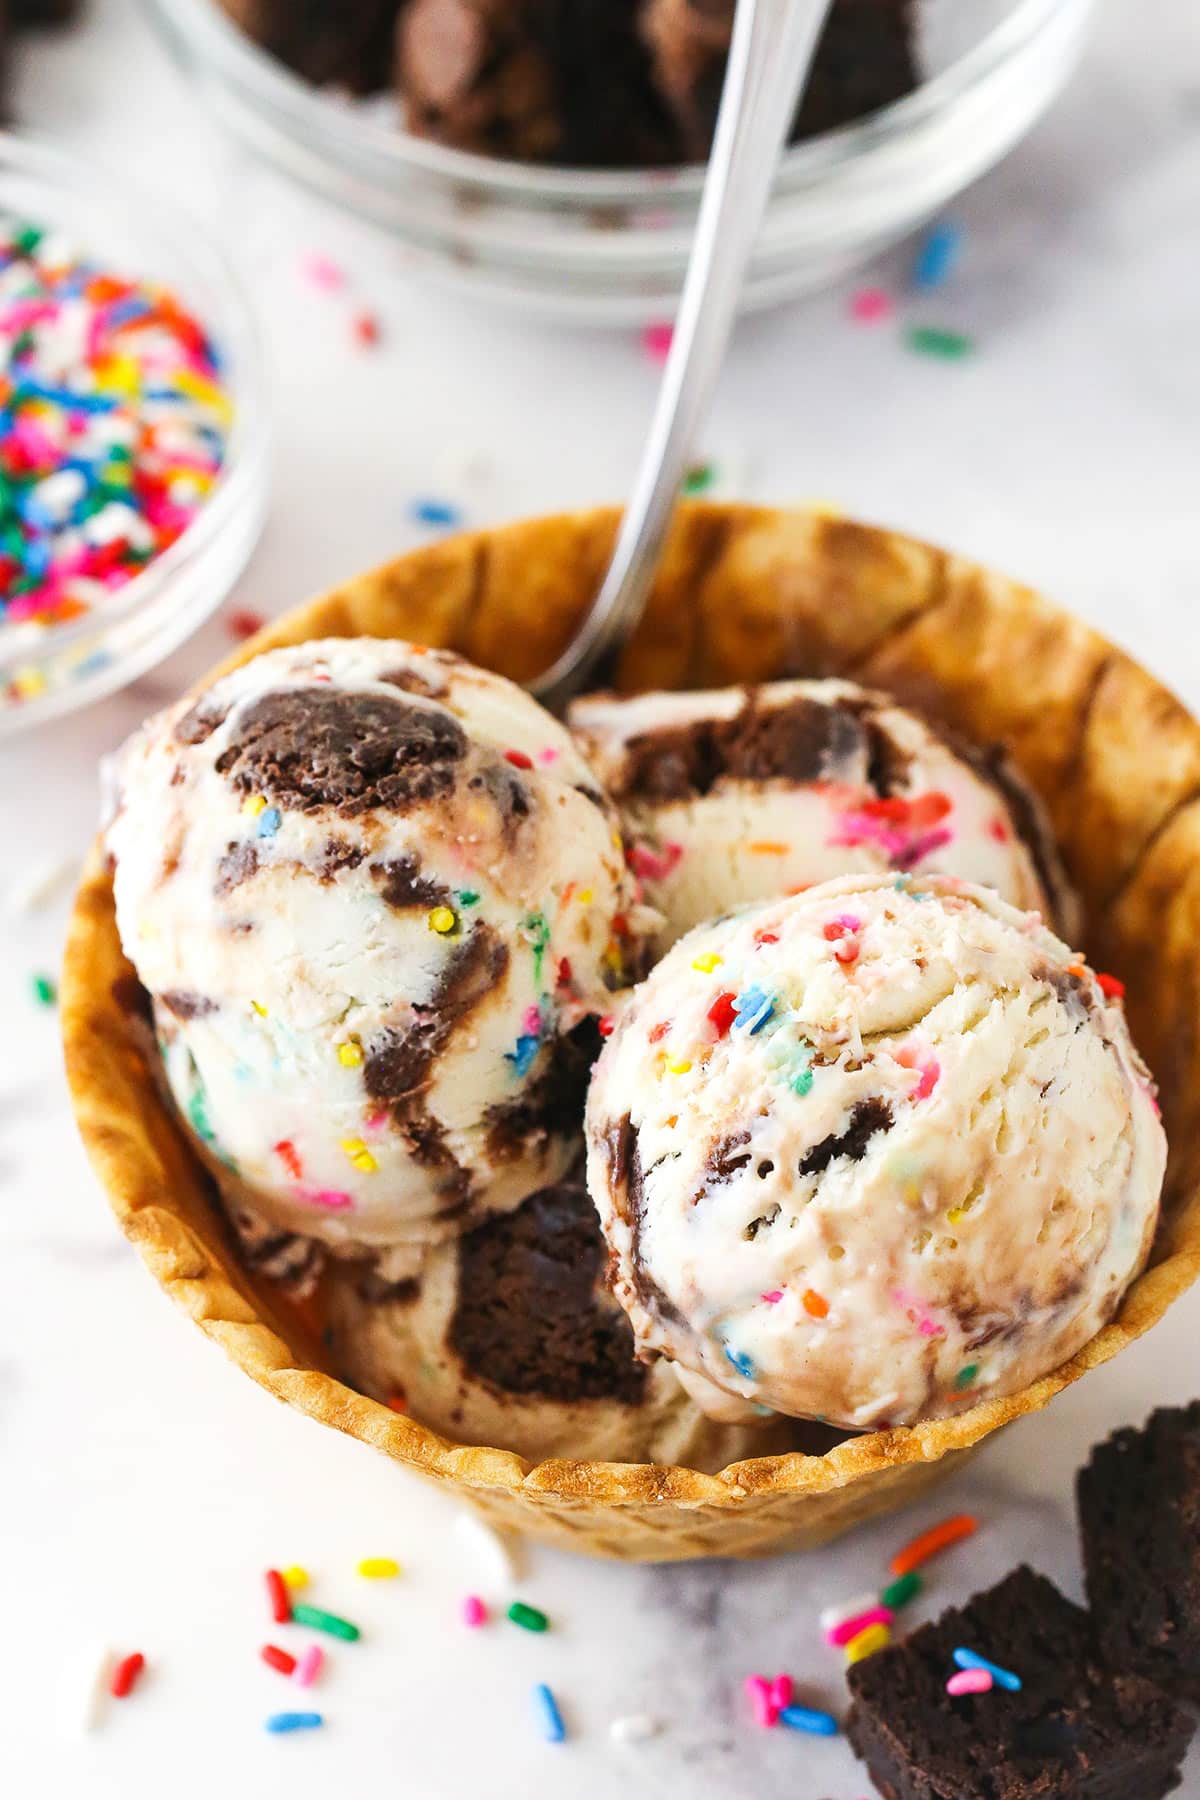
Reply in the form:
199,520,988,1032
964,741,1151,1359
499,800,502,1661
531,0,834,712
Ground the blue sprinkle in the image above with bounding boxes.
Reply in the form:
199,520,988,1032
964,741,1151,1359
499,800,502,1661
506,1033,540,1077
257,807,282,838
15,379,119,413
265,1712,324,1734
104,296,152,329
913,220,963,291
533,1683,566,1743
410,497,462,529
724,1345,756,1381
779,1704,839,1736
732,986,775,1034
953,1647,1022,1692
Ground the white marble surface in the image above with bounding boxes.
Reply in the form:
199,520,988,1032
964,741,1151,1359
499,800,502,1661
4,1,1200,1794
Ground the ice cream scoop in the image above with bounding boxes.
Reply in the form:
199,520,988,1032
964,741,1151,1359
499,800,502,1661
106,638,651,1276
570,679,1075,951
585,874,1164,1431
320,1176,837,1469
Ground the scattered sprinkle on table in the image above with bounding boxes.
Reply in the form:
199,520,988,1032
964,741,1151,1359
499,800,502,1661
641,320,674,362
533,1683,566,1743
293,1645,324,1688
462,1595,488,1628
826,1604,893,1647
31,971,56,1006
109,1652,145,1699
266,1711,324,1734
289,1602,360,1642
890,1513,978,1577
356,1557,401,1580
300,252,345,291
352,310,380,347
225,607,264,641
261,1644,297,1677
508,1600,549,1633
953,1646,1021,1691
947,1667,993,1696
844,1622,891,1664
779,1704,839,1736
821,1593,880,1633
912,220,964,291
682,460,715,494
409,497,462,529
610,1713,660,1743
906,325,974,361
0,217,231,654
265,1568,291,1624
848,285,893,324
880,1571,922,1611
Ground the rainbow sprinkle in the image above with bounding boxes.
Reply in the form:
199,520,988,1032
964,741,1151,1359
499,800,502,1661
532,1682,566,1742
953,1647,1021,1691
0,218,230,649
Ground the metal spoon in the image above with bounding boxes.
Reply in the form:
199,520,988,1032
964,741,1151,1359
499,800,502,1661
531,0,834,713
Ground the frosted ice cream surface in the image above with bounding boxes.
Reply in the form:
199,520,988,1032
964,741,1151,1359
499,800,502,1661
570,680,1073,952
106,638,649,1271
585,875,1165,1431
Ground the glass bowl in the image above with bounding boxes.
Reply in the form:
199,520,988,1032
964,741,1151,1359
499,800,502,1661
0,131,269,736
145,0,1096,323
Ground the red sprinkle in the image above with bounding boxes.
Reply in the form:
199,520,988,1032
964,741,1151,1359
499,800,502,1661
266,1568,291,1625
649,1021,670,1043
708,992,738,1035
1097,972,1126,1000
110,1652,145,1699
352,310,380,346
504,748,534,769
227,608,265,641
834,939,860,965
556,957,572,988
988,816,1011,842
597,1014,616,1038
754,929,780,946
386,1391,408,1413
262,1644,297,1676
273,1139,303,1181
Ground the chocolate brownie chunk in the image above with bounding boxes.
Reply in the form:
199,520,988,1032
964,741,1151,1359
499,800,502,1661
846,1566,1194,1800
619,691,870,804
449,1181,647,1404
215,0,399,93
1079,1404,1200,1703
798,1096,892,1177
642,0,916,163
215,688,467,815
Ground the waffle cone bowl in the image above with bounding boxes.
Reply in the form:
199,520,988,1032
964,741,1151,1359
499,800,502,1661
62,503,1200,1561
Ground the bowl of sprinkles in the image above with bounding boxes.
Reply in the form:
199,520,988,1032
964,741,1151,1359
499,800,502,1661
0,132,267,730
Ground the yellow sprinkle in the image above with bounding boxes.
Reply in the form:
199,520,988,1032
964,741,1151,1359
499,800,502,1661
341,1137,366,1156
577,889,594,905
428,906,457,935
845,1622,891,1664
14,667,47,698
174,365,234,424
666,1058,693,1075
357,1557,401,1580
338,1040,364,1068
611,831,623,850
281,1566,309,1590
691,952,723,973
946,1205,968,1225
242,794,267,817
251,1000,267,1017
352,1151,379,1174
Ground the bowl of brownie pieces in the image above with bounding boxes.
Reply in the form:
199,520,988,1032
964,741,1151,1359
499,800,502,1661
145,0,1097,321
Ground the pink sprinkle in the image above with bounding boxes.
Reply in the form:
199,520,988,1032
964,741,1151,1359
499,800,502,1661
826,1605,894,1647
914,1060,941,1101
364,1110,390,1134
293,1645,324,1688
834,938,860,965
894,827,954,870
311,1189,354,1211
744,1674,778,1727
536,746,561,765
849,286,893,324
987,816,1011,843
522,1005,542,1036
627,841,684,882
761,1290,783,1305
642,321,674,362
947,1668,993,1696
462,1595,488,1628
302,252,346,291
768,1674,793,1712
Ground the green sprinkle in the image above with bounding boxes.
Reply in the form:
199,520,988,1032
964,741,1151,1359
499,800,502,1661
906,326,974,361
507,1600,549,1633
954,1362,980,1390
12,224,44,256
31,972,57,1007
522,913,551,985
186,1084,215,1145
682,460,715,495
457,889,481,907
290,1602,360,1641
790,1065,814,1097
881,1570,922,1611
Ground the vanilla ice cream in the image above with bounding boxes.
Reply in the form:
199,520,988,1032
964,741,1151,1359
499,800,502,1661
586,874,1163,1431
107,638,652,1274
570,680,1074,950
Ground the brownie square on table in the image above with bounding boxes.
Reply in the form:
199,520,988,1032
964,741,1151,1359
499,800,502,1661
846,1566,1193,1799
1079,1402,1200,1701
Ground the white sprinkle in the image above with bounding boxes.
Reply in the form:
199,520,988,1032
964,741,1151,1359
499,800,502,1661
819,1592,879,1634
60,1642,114,1734
454,1511,521,1591
610,1713,660,1744
6,851,80,916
